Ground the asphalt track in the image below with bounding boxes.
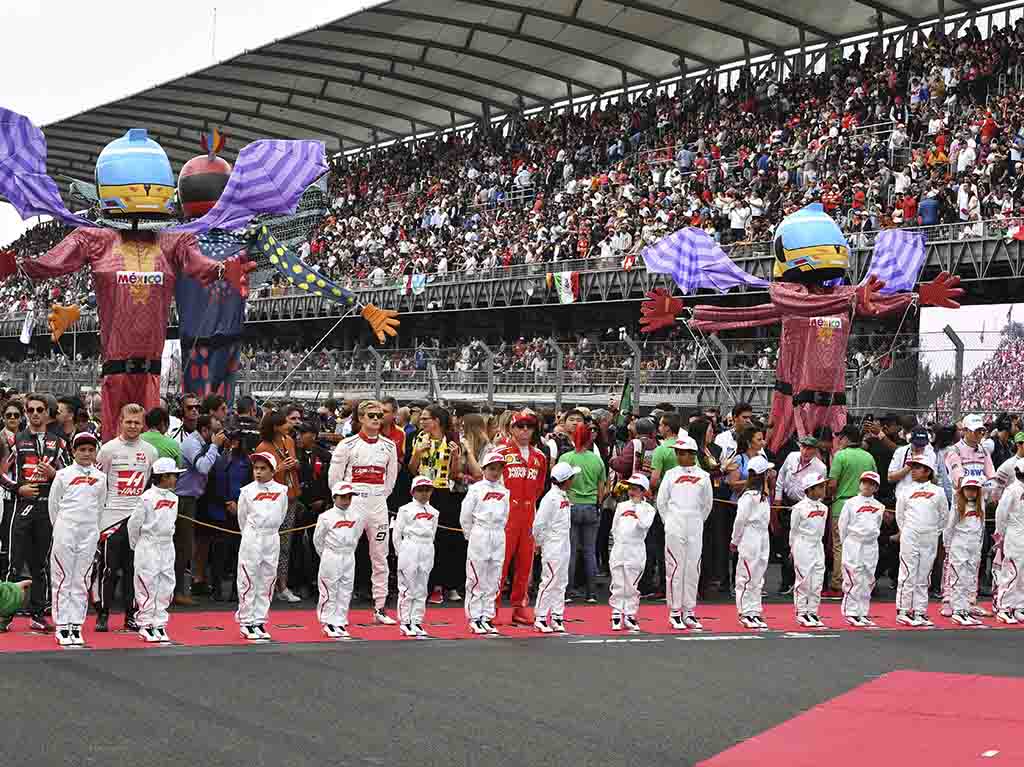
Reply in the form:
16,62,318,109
3,614,1022,767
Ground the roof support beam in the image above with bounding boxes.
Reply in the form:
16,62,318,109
261,41,530,111
367,8,668,78
320,24,607,93
699,0,835,41
852,0,917,23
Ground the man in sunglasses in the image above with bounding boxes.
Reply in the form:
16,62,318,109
328,400,399,625
0,394,66,632
0,401,23,585
496,409,548,625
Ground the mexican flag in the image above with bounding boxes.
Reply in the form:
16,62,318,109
617,375,634,425
546,271,579,304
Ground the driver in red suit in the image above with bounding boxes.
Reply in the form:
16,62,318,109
496,410,548,625
20,228,243,439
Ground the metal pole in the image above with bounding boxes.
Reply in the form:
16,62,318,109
622,334,642,414
943,325,964,422
474,341,496,408
545,339,564,412
708,334,732,409
366,346,383,400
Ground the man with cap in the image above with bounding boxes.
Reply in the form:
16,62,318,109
656,433,714,630
994,457,1024,623
609,474,656,632
128,456,186,643
773,435,827,595
532,462,579,633
236,451,289,641
942,414,995,616
894,452,949,627
461,450,511,634
393,476,439,638
888,426,937,502
313,482,366,639
46,431,106,646
496,410,548,625
789,473,830,627
837,471,885,626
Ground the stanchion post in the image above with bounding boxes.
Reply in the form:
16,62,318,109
622,334,642,414
943,324,964,423
366,346,383,400
708,334,731,409
544,339,564,412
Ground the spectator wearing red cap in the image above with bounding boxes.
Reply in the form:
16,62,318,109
496,410,548,624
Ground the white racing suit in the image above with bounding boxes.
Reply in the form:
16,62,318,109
895,481,949,615
127,486,179,629
838,495,884,617
532,485,572,622
995,483,1024,612
609,499,656,618
328,433,399,610
942,441,994,611
942,501,984,614
235,480,289,626
460,479,509,623
789,497,828,616
656,465,713,618
732,490,770,617
47,463,107,629
312,504,367,628
393,500,438,626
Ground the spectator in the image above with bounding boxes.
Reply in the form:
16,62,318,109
176,414,224,604
827,425,877,596
558,422,607,603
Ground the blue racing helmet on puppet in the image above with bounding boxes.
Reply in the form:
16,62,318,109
94,128,175,216
772,202,849,284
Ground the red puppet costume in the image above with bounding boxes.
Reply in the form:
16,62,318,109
23,228,228,439
496,410,548,624
640,203,963,453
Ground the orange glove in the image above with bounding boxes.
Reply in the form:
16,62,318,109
361,304,400,344
48,304,80,342
639,288,683,333
0,251,17,280
918,271,964,309
223,257,257,298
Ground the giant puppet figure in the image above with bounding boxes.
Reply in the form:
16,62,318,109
639,204,964,453
0,108,398,437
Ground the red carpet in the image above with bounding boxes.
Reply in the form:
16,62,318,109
1,600,1020,653
698,671,1024,766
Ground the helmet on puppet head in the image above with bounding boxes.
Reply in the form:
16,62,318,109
95,129,175,216
178,130,232,219
772,203,849,284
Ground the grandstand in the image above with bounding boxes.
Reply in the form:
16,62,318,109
2,0,1022,414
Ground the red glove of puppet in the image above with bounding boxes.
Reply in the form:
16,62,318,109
0,251,18,280
639,288,683,333
855,274,886,316
223,256,257,298
917,272,964,308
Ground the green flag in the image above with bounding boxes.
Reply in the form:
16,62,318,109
617,376,633,426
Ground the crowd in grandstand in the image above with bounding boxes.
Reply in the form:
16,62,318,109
948,334,1024,412
3,387,1024,643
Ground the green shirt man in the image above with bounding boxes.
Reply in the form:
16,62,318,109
558,449,607,505
650,437,679,485
829,444,877,518
141,429,183,466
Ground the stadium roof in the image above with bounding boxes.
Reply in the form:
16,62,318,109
43,0,993,179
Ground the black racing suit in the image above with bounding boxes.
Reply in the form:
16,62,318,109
1,429,67,615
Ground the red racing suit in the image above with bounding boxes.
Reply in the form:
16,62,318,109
22,228,224,440
496,438,547,610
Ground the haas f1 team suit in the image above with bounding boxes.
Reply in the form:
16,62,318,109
393,499,439,627
235,480,289,626
995,482,1024,613
461,478,510,623
127,487,178,630
48,462,106,630
328,433,399,610
838,494,885,618
895,481,949,617
656,464,714,620
313,504,367,630
94,437,159,625
1,429,67,617
609,499,656,619
731,490,771,618
789,496,829,617
496,440,547,619
532,484,572,623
